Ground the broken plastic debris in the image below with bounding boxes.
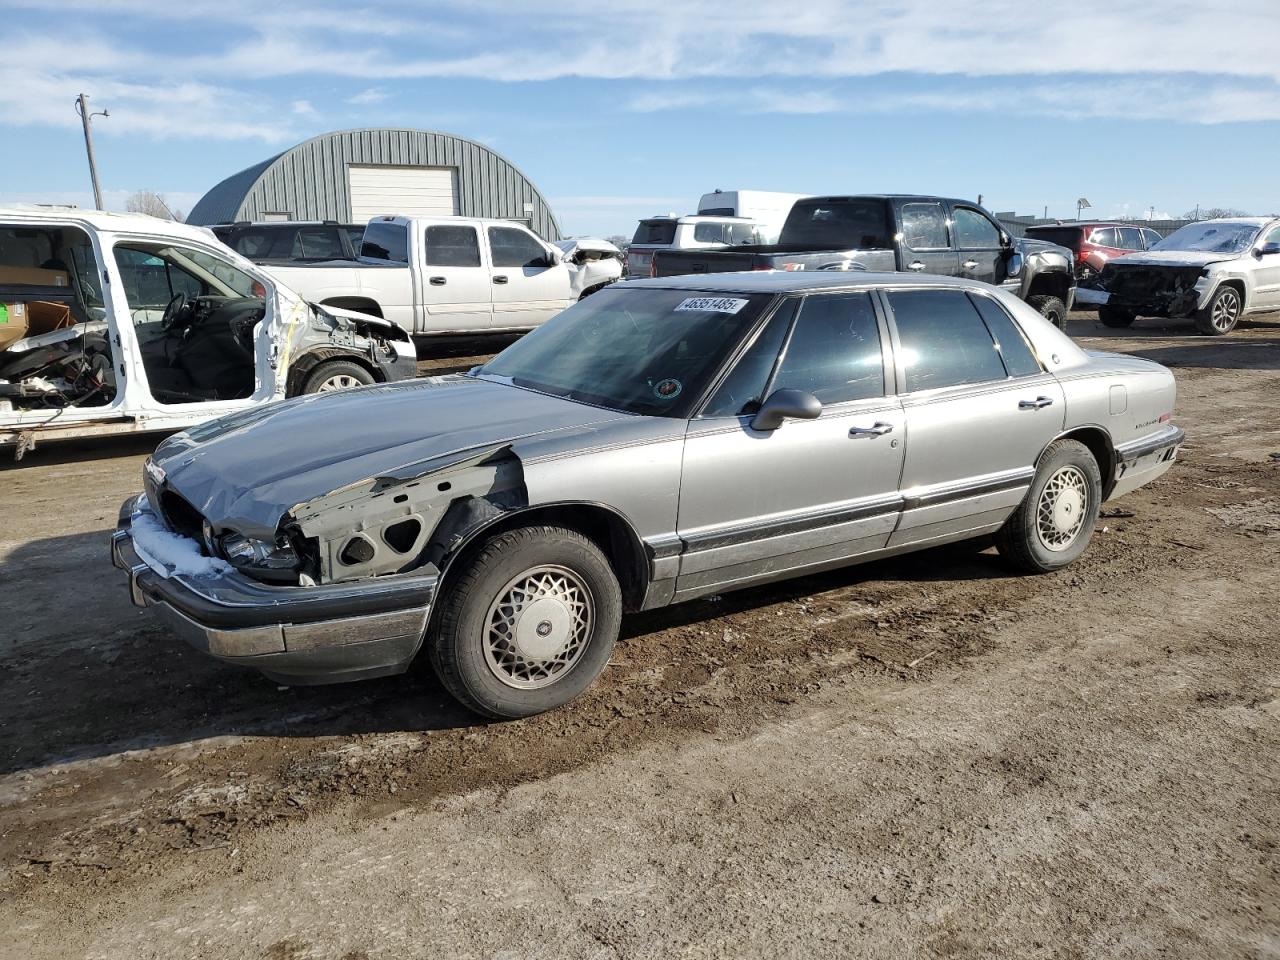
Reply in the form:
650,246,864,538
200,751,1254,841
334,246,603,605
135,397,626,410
130,504,233,579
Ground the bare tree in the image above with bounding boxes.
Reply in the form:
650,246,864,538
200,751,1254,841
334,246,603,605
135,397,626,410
1182,206,1249,220
125,190,182,221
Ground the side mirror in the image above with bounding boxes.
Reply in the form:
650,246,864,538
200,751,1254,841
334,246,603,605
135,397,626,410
1006,252,1024,276
1254,242,1280,258
1000,233,1013,248
750,388,822,432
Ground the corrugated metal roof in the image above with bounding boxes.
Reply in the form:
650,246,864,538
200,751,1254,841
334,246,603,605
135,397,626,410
186,129,561,240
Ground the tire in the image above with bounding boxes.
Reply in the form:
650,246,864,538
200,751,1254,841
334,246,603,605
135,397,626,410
429,525,623,719
1098,304,1136,328
1028,295,1067,330
995,439,1102,574
302,359,376,394
1194,284,1242,336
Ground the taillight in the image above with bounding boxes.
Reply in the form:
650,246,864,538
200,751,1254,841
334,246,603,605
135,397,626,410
751,264,773,271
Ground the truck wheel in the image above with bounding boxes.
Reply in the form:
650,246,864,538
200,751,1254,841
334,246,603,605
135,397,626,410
430,525,623,719
1098,305,1136,328
1028,295,1067,330
995,439,1101,574
1194,285,1242,336
302,360,376,394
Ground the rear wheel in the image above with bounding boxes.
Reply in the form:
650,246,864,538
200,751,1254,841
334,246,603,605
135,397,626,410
1098,304,1136,328
996,439,1102,573
1195,285,1242,336
1028,295,1067,330
430,525,622,719
302,359,376,394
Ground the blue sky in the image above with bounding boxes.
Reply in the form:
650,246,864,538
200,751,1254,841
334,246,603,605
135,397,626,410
1,0,1278,236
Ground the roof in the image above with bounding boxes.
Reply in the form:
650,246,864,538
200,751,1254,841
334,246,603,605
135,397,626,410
620,271,995,294
0,206,218,244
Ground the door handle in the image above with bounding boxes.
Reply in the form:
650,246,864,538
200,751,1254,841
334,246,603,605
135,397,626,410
962,260,980,270
492,275,509,284
907,261,927,272
429,276,446,286
849,422,894,437
1018,396,1054,410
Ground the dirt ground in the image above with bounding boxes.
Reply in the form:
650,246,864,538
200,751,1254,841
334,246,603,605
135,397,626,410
1,312,1277,959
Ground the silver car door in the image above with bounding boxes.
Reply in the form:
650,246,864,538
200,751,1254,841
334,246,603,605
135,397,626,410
676,292,905,599
1251,223,1280,308
882,288,1065,549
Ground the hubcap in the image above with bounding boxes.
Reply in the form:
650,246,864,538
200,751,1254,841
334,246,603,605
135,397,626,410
318,374,362,392
1212,290,1240,330
1036,466,1090,552
484,565,593,689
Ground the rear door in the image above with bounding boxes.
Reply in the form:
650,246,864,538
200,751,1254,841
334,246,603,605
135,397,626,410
676,292,905,597
415,222,493,332
487,225,572,329
951,205,1008,286
898,200,958,278
883,288,1064,548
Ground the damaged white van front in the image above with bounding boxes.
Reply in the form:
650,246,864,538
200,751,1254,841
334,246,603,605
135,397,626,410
0,207,417,457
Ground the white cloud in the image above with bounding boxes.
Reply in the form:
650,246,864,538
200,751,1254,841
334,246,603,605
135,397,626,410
346,87,389,105
291,99,318,116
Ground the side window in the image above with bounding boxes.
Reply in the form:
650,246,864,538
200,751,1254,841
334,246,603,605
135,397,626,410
1262,225,1280,247
1141,228,1163,249
113,247,203,308
292,228,345,260
969,294,1042,378
230,230,273,259
888,289,1006,392
772,293,884,405
1118,227,1143,250
424,225,482,267
951,208,1001,249
900,202,950,250
701,299,797,417
1090,227,1117,247
360,222,409,262
488,227,549,268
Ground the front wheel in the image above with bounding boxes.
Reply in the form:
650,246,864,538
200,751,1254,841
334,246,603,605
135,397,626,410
1027,295,1067,330
1195,285,1242,336
302,359,376,394
1098,304,1136,328
996,439,1102,573
430,525,622,719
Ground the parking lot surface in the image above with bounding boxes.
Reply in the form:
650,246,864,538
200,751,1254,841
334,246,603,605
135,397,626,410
1,315,1278,959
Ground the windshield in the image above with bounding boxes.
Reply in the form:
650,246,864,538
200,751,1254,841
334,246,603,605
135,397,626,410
632,220,678,245
1152,221,1260,255
475,286,772,417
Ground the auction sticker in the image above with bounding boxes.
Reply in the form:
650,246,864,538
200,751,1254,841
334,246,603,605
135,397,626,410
674,297,749,314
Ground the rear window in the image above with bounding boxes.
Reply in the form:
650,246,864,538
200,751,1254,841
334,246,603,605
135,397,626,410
1026,227,1081,249
360,221,408,262
779,199,892,249
692,222,758,245
632,220,678,245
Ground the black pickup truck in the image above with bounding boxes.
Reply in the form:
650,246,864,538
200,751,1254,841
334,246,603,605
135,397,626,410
651,195,1077,327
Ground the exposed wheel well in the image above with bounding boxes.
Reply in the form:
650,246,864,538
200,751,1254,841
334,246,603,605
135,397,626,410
320,296,384,318
438,503,650,612
286,349,381,397
1054,426,1116,498
1027,271,1073,304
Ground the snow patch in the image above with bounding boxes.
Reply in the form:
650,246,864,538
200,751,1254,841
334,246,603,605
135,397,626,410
130,499,234,579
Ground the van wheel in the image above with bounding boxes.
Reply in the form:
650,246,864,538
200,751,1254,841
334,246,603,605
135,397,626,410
430,526,622,719
1195,285,1242,336
1028,295,1067,330
302,360,375,394
1099,305,1136,328
996,439,1101,573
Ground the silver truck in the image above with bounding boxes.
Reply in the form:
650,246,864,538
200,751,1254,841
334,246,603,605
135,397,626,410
113,272,1182,719
1098,217,1280,335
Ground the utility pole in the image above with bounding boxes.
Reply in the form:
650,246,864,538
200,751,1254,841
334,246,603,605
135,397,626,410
75,94,108,210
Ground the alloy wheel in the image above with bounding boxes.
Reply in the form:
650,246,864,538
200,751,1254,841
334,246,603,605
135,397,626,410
1212,289,1241,332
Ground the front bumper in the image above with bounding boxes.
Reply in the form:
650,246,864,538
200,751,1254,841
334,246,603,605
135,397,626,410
111,495,436,685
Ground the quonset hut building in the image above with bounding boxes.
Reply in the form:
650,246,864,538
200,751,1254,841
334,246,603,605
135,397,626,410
187,128,561,240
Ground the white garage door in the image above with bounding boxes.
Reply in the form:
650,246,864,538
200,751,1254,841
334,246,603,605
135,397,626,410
347,164,459,222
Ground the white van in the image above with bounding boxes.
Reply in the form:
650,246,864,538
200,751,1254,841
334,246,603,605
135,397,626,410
696,190,809,243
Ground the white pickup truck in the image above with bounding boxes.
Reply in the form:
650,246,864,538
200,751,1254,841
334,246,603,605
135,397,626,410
265,216,623,336
0,207,417,455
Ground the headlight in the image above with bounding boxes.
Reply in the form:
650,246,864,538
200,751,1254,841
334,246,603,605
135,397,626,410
219,531,299,572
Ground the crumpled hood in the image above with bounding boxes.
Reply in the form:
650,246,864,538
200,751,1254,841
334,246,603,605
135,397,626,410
150,376,626,538
1105,250,1235,268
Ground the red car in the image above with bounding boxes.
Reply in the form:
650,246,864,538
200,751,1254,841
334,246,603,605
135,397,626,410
1026,222,1164,288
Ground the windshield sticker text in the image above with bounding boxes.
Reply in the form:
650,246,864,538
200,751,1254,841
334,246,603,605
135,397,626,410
674,297,749,314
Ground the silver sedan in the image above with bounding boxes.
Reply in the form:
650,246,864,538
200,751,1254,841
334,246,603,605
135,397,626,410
113,273,1183,718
